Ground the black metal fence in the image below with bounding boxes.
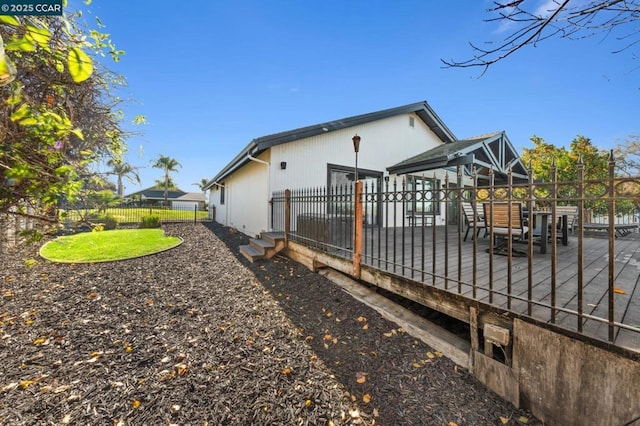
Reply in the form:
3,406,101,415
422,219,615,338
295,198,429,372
271,159,640,351
272,186,355,256
60,202,211,228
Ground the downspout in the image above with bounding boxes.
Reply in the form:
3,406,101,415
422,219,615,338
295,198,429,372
247,154,269,167
247,153,271,233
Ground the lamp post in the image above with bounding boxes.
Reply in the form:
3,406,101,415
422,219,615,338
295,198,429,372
352,134,361,183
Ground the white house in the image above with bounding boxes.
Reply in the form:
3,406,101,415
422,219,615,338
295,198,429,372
204,101,527,238
125,186,206,210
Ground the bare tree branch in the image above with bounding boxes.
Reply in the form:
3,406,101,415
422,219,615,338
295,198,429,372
443,0,640,74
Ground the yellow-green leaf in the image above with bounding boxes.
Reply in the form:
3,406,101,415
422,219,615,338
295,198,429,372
10,104,29,121
71,128,84,140
0,55,17,86
5,91,21,106
5,38,36,52
54,58,65,73
0,16,20,27
19,117,39,126
25,25,50,47
67,47,93,83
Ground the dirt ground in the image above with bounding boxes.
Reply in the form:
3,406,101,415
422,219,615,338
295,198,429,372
0,222,540,425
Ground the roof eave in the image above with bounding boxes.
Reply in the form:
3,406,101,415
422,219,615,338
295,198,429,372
203,141,260,190
387,153,473,175
255,101,456,150
205,101,457,189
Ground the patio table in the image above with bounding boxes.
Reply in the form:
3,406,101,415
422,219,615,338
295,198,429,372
526,211,569,254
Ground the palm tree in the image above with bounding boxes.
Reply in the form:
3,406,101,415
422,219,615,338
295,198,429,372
151,154,181,206
193,178,209,191
154,178,178,190
107,159,141,197
193,178,209,205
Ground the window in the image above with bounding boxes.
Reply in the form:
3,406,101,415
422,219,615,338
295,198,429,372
220,184,225,205
406,175,440,215
327,164,383,225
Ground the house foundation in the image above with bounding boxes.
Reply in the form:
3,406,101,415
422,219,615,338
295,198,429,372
283,241,640,426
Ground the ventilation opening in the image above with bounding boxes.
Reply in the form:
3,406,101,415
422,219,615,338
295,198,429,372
373,287,470,341
409,116,415,127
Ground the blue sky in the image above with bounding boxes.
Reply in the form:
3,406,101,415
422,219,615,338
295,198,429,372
71,1,638,194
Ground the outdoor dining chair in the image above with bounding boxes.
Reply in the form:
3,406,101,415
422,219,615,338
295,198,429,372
461,202,487,241
483,202,529,256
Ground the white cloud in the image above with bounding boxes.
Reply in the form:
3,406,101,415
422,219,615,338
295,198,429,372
494,0,564,34
534,0,561,19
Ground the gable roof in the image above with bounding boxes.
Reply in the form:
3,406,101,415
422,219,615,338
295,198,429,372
125,186,187,200
387,131,529,181
174,192,206,202
204,101,456,190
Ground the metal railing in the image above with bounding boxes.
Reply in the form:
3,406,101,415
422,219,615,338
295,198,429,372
271,158,640,350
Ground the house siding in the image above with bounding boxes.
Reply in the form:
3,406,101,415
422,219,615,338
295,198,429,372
210,150,271,237
208,110,471,237
172,201,199,211
209,186,226,224
269,113,451,227
269,113,440,191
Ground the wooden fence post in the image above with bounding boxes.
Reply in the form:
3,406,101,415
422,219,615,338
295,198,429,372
284,189,291,247
353,181,363,278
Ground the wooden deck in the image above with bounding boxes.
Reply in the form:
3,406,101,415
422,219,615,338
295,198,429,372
358,225,640,352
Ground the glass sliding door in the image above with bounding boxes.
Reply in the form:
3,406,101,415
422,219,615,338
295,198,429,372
327,164,382,226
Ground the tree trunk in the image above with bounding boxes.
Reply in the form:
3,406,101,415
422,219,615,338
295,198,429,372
117,176,124,197
164,168,169,206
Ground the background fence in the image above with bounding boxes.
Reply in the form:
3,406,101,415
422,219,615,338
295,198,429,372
60,202,211,227
1,202,212,252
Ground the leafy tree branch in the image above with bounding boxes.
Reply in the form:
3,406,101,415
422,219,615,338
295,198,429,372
0,9,135,231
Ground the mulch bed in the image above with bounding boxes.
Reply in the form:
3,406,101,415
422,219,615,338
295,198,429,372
0,222,540,425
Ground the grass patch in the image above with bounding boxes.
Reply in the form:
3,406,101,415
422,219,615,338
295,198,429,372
40,229,182,263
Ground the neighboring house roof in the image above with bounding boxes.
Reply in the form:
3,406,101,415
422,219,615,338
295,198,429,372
174,192,206,202
125,186,187,201
203,101,457,190
387,131,529,181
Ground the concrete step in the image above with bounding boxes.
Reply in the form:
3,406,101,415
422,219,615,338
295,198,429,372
261,231,285,245
240,244,264,263
249,238,275,255
241,232,286,263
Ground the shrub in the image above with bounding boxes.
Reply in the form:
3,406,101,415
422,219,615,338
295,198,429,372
139,215,161,229
89,214,118,230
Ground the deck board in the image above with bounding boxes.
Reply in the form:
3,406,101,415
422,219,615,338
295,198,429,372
358,225,640,350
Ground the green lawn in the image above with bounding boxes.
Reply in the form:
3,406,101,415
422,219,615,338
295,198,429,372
62,207,209,223
40,229,183,263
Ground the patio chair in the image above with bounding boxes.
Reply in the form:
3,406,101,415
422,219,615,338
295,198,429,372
554,205,578,235
483,202,529,253
462,202,487,241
